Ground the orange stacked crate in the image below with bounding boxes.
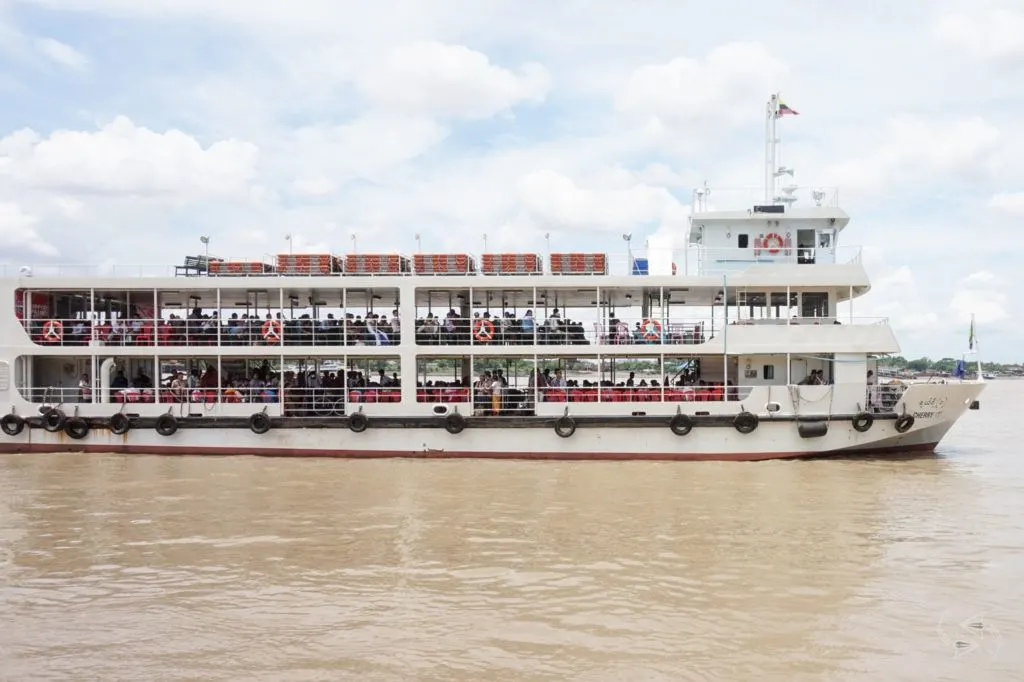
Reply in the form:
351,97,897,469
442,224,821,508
413,254,474,274
276,253,340,275
344,254,411,275
550,252,606,275
209,260,273,276
480,253,541,275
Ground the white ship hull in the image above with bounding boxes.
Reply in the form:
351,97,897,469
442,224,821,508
1,382,983,461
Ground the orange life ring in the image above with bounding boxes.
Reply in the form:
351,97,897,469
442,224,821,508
473,318,495,343
763,232,784,255
42,319,63,341
642,319,662,342
262,319,282,343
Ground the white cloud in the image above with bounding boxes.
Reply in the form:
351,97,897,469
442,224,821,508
823,116,1002,194
0,116,258,198
949,272,1008,325
289,177,336,198
615,43,789,131
0,202,58,257
933,4,1024,65
34,37,89,71
856,264,939,335
1,0,1023,358
355,42,551,119
988,191,1024,216
518,169,688,232
963,270,997,285
285,115,447,182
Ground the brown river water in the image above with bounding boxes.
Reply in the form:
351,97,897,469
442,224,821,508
1,381,1022,681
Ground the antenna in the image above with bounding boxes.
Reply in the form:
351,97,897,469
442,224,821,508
812,190,826,206
774,185,798,205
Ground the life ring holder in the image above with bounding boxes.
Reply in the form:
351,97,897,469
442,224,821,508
894,413,915,433
641,319,662,343
1,413,25,437
852,412,874,433
472,318,495,343
445,411,466,435
733,410,759,434
554,410,576,438
669,410,693,436
262,319,282,344
763,232,784,255
348,410,368,433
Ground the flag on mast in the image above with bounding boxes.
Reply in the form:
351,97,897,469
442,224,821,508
968,315,976,351
776,100,799,118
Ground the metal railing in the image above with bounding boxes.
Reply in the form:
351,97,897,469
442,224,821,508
866,384,907,412
690,186,841,212
18,318,401,348
19,313,889,349
2,243,866,280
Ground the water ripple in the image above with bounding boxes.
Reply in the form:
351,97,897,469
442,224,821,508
1,382,1023,680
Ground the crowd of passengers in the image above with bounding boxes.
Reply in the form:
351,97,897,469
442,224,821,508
27,307,706,346
96,362,401,410
415,309,706,345
419,368,738,407
27,308,403,347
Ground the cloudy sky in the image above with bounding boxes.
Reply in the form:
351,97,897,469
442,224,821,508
0,0,1021,361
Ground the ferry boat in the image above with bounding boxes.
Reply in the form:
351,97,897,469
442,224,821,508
0,95,984,461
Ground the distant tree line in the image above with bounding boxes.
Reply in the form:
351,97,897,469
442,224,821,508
881,356,1021,374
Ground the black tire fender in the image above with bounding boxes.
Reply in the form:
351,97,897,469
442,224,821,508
348,412,368,433
852,412,874,433
669,413,693,436
249,412,271,435
0,414,24,437
43,408,66,433
445,412,466,435
65,417,89,440
109,413,131,435
894,414,915,433
554,415,576,438
155,413,178,437
734,411,758,435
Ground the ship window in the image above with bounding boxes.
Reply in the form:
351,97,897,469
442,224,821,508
738,234,749,248
763,365,775,380
801,291,829,317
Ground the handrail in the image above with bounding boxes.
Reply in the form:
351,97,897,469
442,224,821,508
17,314,891,349
1,244,867,279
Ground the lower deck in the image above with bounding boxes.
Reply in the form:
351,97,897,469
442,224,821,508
4,350,906,419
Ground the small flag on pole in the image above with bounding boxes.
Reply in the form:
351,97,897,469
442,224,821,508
776,100,799,118
968,316,976,351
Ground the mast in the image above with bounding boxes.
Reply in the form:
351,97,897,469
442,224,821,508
764,94,778,202
971,314,983,381
764,93,797,204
